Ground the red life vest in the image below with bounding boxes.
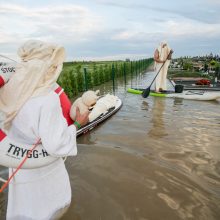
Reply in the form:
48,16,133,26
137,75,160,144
0,75,5,88
0,129,6,141
54,86,74,126
0,86,73,141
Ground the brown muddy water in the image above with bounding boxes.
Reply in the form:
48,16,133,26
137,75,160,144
1,71,220,220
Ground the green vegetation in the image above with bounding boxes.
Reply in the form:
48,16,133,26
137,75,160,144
58,59,153,98
169,54,220,80
168,70,209,78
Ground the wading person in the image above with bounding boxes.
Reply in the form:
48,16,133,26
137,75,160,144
154,41,173,93
0,40,89,219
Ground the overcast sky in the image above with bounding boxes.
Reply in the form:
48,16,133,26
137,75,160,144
0,0,220,61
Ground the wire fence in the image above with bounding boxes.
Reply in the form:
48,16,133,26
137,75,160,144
57,58,154,98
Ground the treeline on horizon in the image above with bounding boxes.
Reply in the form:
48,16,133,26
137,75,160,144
169,52,220,79
58,59,153,98
175,53,220,60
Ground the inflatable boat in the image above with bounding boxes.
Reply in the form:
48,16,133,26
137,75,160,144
127,88,220,101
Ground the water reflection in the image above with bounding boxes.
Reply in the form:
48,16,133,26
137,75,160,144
173,98,183,106
78,132,96,146
148,98,168,138
141,100,149,111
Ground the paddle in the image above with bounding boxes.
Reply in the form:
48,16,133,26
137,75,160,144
142,50,173,98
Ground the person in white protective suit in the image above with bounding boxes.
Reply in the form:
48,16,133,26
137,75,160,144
154,41,173,93
0,40,88,220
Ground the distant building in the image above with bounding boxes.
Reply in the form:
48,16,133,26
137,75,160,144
192,62,203,71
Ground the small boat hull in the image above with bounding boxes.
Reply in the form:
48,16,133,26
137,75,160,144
127,88,220,101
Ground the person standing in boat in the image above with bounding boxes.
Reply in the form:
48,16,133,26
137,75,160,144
154,41,173,93
0,40,89,219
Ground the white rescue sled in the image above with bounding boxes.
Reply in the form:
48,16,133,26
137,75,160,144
128,88,220,101
165,90,220,101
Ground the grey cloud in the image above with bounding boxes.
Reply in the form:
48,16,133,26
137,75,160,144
96,0,220,24
1,1,220,61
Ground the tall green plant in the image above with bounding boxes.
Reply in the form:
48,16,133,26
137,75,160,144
69,69,78,96
76,65,84,92
99,65,105,84
104,64,110,82
63,71,74,98
92,63,100,86
86,69,93,89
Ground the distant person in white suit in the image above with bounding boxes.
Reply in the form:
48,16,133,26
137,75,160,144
154,41,173,92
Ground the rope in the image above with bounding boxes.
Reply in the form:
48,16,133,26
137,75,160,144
0,139,41,193
0,54,19,64
0,54,25,67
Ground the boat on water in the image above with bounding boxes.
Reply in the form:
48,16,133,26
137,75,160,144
183,86,220,91
171,77,220,91
127,88,220,101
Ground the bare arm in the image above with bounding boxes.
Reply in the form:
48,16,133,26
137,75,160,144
154,49,164,63
167,49,174,60
74,107,89,130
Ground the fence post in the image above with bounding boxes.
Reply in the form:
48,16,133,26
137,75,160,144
135,61,138,86
131,61,133,87
123,62,126,85
112,64,115,94
83,67,88,91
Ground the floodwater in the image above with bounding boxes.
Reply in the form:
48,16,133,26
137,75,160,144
1,71,220,220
